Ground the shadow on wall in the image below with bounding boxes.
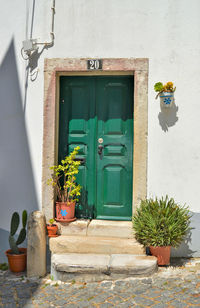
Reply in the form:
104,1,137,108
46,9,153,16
0,39,38,262
158,100,178,132
171,211,200,257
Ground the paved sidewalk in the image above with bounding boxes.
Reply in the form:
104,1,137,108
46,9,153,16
1,258,200,307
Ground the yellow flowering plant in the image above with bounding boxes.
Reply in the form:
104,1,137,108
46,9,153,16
154,81,176,99
47,146,82,203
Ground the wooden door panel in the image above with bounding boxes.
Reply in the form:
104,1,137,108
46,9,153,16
102,165,126,206
96,77,133,220
59,77,96,219
104,145,126,156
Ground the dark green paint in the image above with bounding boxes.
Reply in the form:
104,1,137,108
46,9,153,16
59,76,133,220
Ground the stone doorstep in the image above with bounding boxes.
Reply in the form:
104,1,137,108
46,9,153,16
53,254,110,274
57,219,90,236
51,253,157,282
49,235,145,255
87,220,134,238
57,219,134,238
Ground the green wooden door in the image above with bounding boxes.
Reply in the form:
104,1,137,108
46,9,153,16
59,76,133,220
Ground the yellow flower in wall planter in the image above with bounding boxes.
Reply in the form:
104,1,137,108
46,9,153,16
154,81,176,107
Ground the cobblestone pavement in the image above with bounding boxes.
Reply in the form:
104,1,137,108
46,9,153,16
1,259,200,307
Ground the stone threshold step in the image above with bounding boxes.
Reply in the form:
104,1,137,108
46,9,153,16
49,235,145,255
51,253,157,282
57,219,134,238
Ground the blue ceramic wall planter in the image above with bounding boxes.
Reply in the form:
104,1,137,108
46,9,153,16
154,82,176,108
159,92,174,108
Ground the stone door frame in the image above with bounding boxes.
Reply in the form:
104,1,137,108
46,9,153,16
42,58,148,221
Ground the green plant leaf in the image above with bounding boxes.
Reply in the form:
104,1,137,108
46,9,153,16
10,212,19,236
154,82,163,92
22,210,27,228
16,228,26,245
9,235,19,254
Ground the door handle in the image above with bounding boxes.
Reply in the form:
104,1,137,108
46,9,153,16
98,145,104,155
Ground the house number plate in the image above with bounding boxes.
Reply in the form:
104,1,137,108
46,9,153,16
87,59,102,70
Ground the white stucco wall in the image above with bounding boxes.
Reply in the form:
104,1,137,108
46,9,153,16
0,0,200,259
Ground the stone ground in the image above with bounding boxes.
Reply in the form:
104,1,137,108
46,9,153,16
1,258,200,307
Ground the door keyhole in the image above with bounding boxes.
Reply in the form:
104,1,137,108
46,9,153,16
98,145,103,155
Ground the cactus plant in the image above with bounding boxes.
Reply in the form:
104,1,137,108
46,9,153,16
9,210,27,254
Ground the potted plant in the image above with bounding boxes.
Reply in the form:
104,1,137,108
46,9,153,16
46,218,58,237
132,196,191,265
154,81,176,107
5,210,27,272
48,146,82,222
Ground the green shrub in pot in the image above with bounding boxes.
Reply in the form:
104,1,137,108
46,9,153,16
132,196,191,265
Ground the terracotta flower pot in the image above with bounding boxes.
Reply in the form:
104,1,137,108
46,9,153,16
46,224,58,237
5,248,27,272
149,246,171,265
55,201,76,222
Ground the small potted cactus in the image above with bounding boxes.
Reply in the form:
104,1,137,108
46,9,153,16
5,210,28,272
46,218,58,237
154,81,176,107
